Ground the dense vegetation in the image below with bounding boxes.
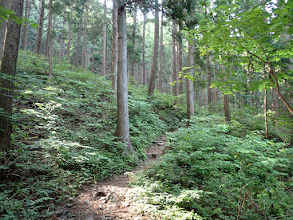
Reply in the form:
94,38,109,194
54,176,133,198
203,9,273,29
131,114,293,219
0,51,184,219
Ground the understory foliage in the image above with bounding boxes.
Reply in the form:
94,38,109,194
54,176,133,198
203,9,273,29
131,113,293,220
0,51,184,219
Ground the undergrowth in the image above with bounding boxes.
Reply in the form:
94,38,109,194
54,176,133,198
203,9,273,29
0,51,185,219
130,113,293,220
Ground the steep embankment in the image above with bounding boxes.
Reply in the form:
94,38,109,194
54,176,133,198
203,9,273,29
0,51,185,219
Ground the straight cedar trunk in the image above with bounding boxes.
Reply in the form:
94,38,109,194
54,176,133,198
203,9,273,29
130,3,137,77
186,39,195,126
264,89,269,139
0,0,24,153
102,0,107,76
115,4,135,155
59,17,66,58
48,0,53,78
142,10,146,86
74,8,83,67
111,0,118,90
223,94,231,122
21,0,31,50
207,51,212,111
81,5,89,68
0,0,9,61
178,31,183,94
158,9,164,92
66,3,73,60
172,20,178,96
34,0,45,54
147,0,159,96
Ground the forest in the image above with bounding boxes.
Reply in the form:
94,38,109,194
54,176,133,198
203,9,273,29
0,0,292,219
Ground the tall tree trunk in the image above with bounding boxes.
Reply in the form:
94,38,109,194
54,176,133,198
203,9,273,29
81,4,88,68
102,0,107,75
158,8,164,92
207,51,212,111
186,39,195,126
172,19,177,96
130,3,137,77
115,4,134,155
142,10,146,86
59,17,65,58
0,0,24,153
48,0,53,78
178,30,183,94
74,8,83,67
223,94,231,122
111,0,118,90
34,0,45,54
66,3,73,60
264,89,269,139
21,0,31,50
147,0,159,96
0,0,9,61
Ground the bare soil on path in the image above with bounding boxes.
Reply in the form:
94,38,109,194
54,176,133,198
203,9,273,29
55,135,168,220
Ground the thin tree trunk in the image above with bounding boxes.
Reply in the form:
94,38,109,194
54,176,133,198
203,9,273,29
21,0,31,50
111,0,118,90
223,94,231,122
178,31,183,94
74,9,83,67
147,0,159,96
102,0,107,75
158,8,164,92
172,19,177,96
130,3,137,77
142,11,146,86
186,39,195,126
34,0,45,54
0,0,24,153
66,3,73,60
81,4,89,68
48,0,53,78
0,0,9,61
115,4,134,155
264,89,269,139
59,17,65,58
207,51,212,111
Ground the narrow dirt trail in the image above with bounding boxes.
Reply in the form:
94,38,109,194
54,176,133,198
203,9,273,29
56,135,168,220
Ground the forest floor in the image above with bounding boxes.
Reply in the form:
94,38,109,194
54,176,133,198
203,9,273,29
55,135,168,220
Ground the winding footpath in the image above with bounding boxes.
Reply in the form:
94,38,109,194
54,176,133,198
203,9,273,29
55,135,168,220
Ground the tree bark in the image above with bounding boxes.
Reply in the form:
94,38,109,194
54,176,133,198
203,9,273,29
34,0,45,54
264,89,269,139
172,20,178,96
59,17,66,58
111,0,118,90
66,3,73,60
102,0,107,75
0,0,24,153
74,7,84,67
21,0,31,50
130,3,137,77
142,10,146,86
81,4,89,68
148,0,159,96
0,0,9,61
178,30,183,94
186,39,195,126
48,0,53,78
207,51,212,111
223,94,231,122
158,8,164,92
115,4,135,155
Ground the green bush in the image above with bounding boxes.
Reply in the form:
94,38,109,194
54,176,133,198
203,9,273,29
132,114,293,219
